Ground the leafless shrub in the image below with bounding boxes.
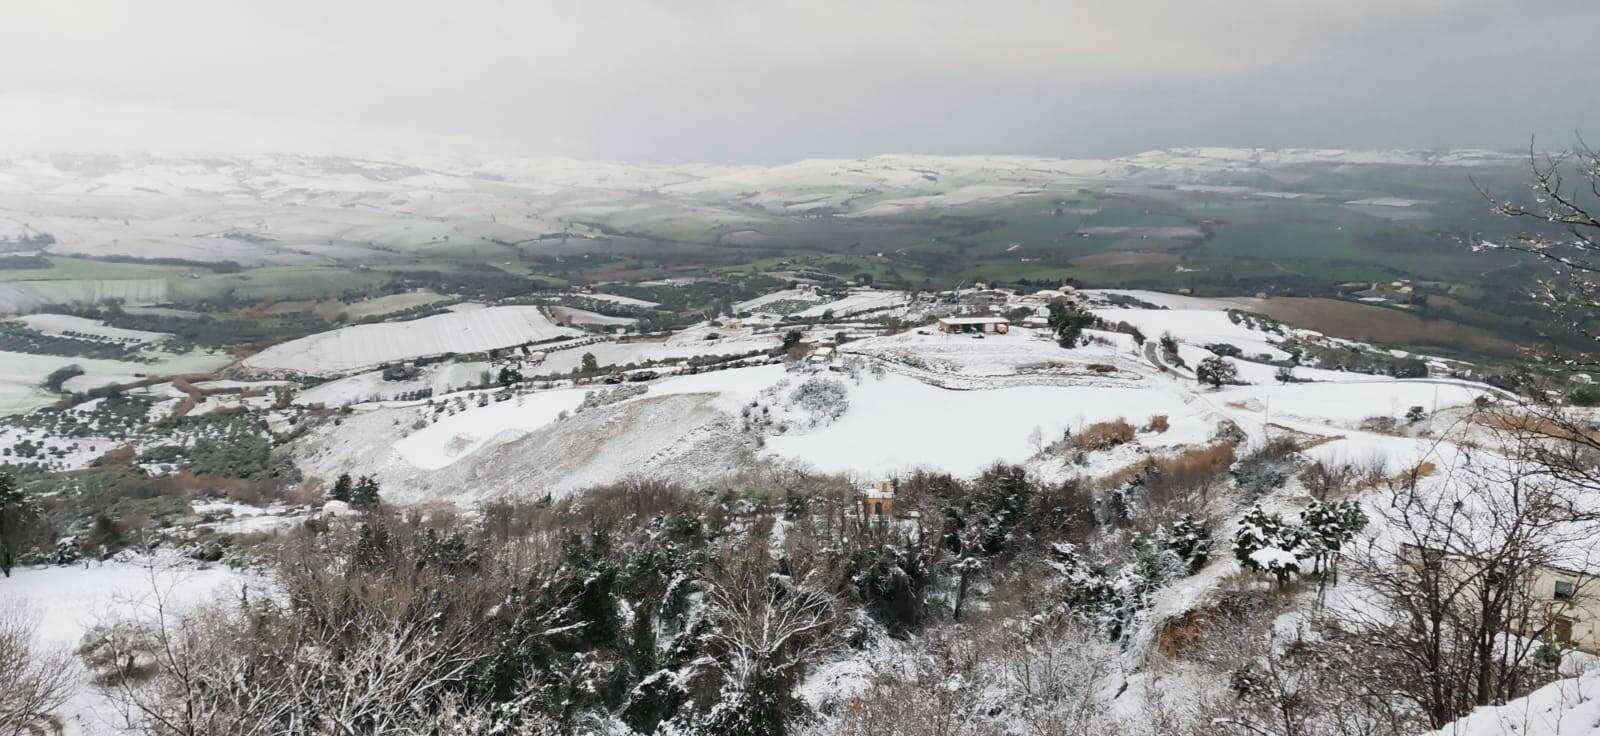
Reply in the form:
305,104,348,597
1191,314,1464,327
1072,419,1136,452
0,600,77,736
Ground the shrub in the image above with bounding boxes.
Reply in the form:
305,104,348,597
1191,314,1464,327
790,377,849,421
1232,437,1301,500
1390,358,1429,379
43,364,84,392
1569,384,1600,407
1144,415,1169,433
1072,419,1136,451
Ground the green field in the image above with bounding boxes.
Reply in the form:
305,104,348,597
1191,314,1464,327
0,256,193,282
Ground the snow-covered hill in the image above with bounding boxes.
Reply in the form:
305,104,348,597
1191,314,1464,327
284,291,1499,505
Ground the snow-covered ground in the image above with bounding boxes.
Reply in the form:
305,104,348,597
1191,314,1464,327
242,305,580,376
763,372,1210,478
1434,667,1600,736
1,557,254,736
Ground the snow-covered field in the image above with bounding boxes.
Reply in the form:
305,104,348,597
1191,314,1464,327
395,388,589,470
1093,307,1293,360
294,361,493,407
582,292,659,309
1434,667,1600,736
546,305,637,327
0,279,171,315
338,291,449,319
535,324,780,374
794,289,909,318
0,349,232,416
242,305,580,376
14,313,169,344
734,287,825,314
763,372,1210,478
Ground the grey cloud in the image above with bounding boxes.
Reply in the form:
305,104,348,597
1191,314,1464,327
0,0,1595,160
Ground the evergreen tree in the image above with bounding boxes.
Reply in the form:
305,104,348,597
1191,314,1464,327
1300,499,1367,579
1047,301,1097,348
351,475,381,509
1163,514,1213,575
353,520,392,569
0,472,35,577
1233,504,1303,585
329,473,353,503
1159,332,1179,356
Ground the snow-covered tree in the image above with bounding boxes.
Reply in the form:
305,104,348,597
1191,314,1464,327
1163,514,1213,575
1232,504,1302,586
1047,301,1096,348
1196,356,1238,389
1299,499,1367,580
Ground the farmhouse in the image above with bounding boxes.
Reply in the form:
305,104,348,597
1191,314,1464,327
1411,544,1600,653
937,316,1010,334
1529,564,1600,651
860,479,895,518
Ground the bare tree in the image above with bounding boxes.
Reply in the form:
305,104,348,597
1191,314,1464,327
700,549,839,735
1332,440,1598,729
0,600,76,736
1477,140,1600,365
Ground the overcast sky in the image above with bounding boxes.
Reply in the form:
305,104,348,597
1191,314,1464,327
1,0,1595,162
